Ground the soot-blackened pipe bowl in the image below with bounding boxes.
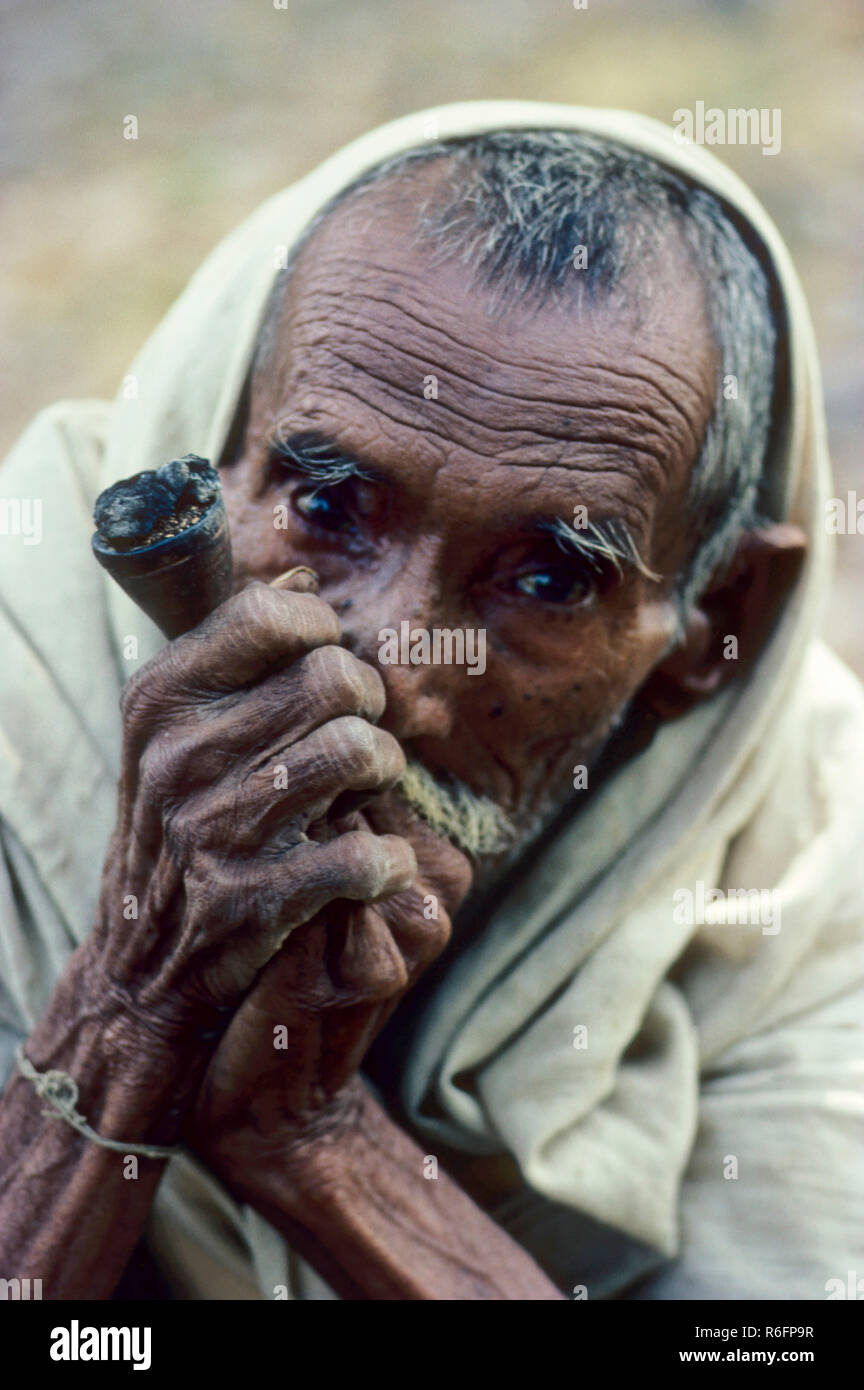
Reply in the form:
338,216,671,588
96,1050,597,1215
91,457,234,640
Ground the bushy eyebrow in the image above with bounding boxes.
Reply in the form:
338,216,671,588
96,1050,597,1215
267,429,376,486
268,429,661,583
538,516,662,583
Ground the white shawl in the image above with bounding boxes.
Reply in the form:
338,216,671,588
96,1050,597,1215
1,101,862,1300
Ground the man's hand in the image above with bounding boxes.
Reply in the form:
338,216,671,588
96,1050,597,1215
182,804,472,1183
179,808,567,1303
175,811,563,1305
87,580,418,1062
0,579,431,1300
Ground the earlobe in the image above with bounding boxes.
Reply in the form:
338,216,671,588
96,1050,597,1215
639,522,807,726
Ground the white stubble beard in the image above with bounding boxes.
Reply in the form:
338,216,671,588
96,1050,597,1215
393,694,634,879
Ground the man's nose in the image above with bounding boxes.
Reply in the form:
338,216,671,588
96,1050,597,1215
336,573,458,743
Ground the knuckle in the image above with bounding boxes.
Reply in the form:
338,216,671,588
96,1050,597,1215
167,797,212,859
336,717,402,785
137,734,170,799
120,663,161,727
287,592,342,647
230,581,285,644
121,645,194,730
419,914,451,961
233,584,339,651
233,865,286,934
138,727,195,800
352,941,408,1000
337,833,390,896
305,646,385,720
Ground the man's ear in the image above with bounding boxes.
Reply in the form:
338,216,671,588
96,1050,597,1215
639,523,807,724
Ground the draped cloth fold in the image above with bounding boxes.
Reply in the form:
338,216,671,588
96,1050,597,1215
1,102,862,1300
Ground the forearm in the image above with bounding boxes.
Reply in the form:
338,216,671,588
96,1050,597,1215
0,943,213,1300
224,1082,565,1301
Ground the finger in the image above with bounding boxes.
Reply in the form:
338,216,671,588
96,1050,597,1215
226,716,407,848
140,832,418,1009
270,566,320,595
134,645,388,797
155,717,406,854
373,883,453,974
248,831,418,946
335,903,409,1000
122,583,341,730
365,792,474,908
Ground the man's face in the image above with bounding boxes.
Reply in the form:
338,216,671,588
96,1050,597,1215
222,170,718,846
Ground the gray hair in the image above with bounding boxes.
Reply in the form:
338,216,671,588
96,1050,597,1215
259,130,777,613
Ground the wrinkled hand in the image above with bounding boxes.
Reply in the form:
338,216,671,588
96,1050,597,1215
183,802,472,1185
88,581,415,1064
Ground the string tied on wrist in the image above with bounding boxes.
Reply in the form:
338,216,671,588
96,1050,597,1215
15,1044,176,1161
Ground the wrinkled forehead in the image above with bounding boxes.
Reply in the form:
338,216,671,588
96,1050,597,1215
258,172,715,402
241,167,719,548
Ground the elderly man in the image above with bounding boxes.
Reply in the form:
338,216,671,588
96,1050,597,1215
0,102,861,1302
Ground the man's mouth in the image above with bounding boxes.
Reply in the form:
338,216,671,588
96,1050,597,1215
393,759,516,859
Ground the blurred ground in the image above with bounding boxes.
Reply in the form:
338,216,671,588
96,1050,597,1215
1,0,861,671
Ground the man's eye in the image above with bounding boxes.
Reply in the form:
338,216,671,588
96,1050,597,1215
292,484,355,533
512,566,592,604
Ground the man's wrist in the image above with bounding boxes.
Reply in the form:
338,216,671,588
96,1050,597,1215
197,1077,369,1209
17,942,220,1150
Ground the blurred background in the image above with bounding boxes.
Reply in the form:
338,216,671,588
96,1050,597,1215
2,0,861,671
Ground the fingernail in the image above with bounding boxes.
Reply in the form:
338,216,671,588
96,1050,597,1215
270,566,320,595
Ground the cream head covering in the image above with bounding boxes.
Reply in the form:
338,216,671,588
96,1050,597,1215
1,102,861,1300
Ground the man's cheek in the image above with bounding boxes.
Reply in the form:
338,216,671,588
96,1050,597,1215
510,652,644,782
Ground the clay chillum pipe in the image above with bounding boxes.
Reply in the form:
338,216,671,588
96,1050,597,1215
91,454,318,636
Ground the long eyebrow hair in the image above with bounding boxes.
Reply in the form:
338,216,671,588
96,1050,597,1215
267,429,376,488
270,428,661,584
538,516,662,583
